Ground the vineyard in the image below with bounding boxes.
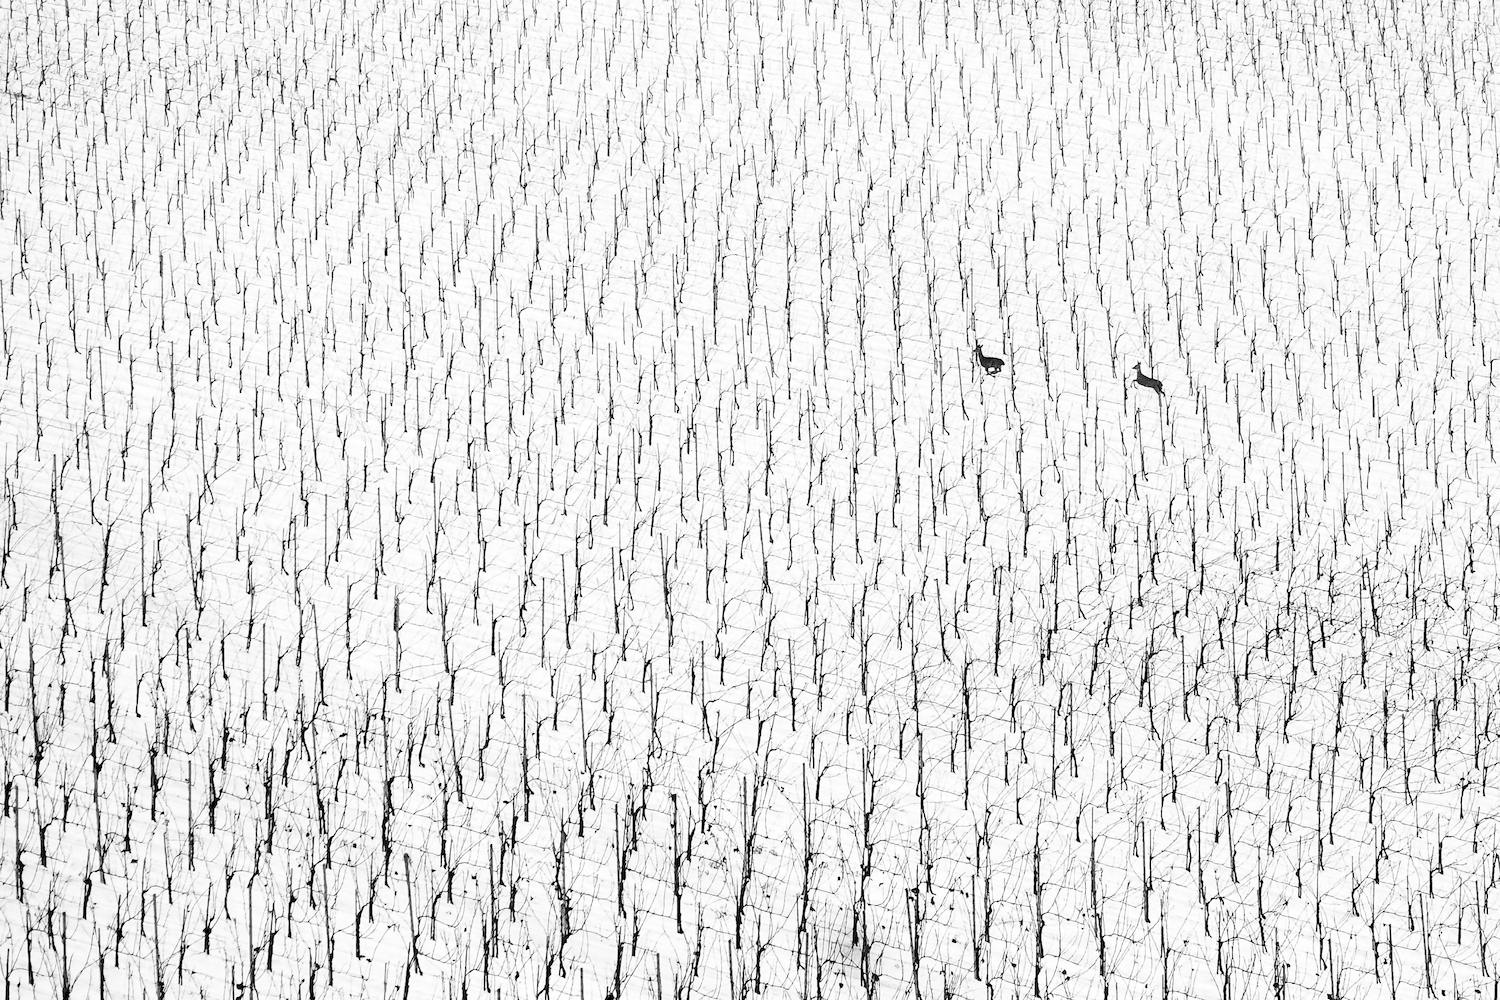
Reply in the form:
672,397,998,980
2,0,1500,996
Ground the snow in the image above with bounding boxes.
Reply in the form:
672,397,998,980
2,0,1500,996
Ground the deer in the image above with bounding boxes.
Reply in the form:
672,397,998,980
974,345,1005,375
1132,362,1164,396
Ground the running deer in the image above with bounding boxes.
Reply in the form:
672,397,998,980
1133,362,1164,396
974,345,1005,375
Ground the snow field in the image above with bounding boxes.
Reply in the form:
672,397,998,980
2,0,1500,997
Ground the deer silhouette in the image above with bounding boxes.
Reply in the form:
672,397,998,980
1133,362,1164,396
974,345,1005,375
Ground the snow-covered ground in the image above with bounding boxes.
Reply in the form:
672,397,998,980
3,0,1500,996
